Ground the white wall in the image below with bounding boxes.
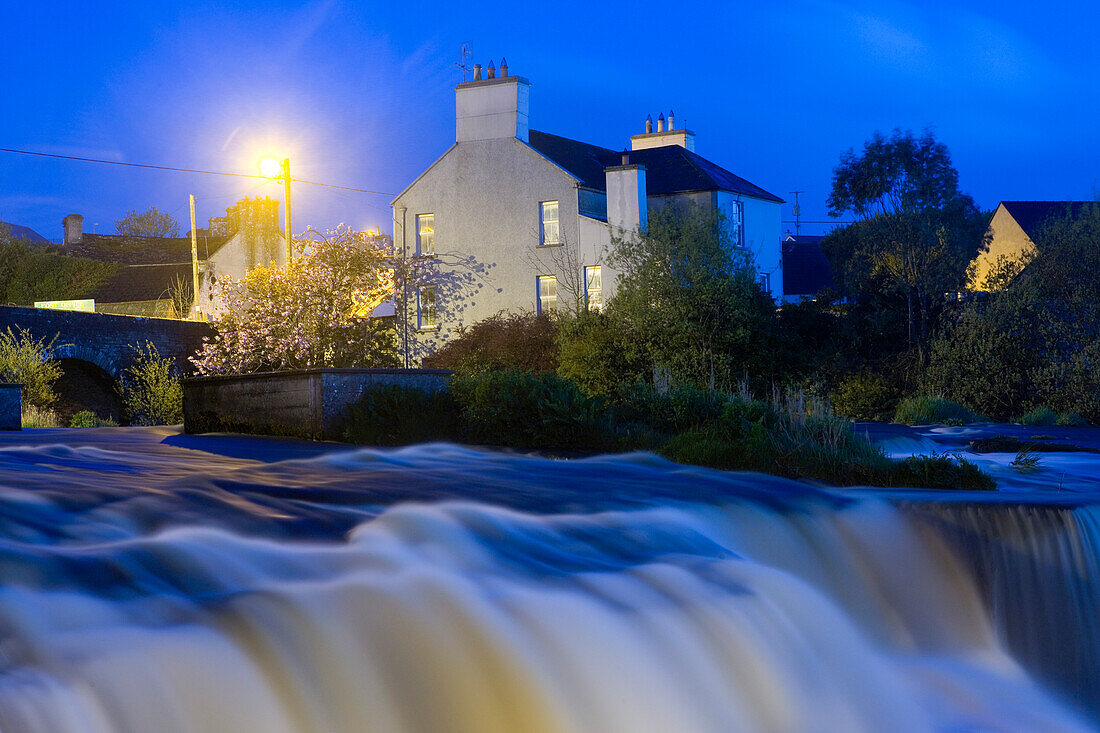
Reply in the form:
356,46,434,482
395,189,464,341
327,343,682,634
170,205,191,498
718,191,782,300
392,138,608,363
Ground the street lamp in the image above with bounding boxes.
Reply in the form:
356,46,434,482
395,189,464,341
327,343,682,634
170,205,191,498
260,156,293,263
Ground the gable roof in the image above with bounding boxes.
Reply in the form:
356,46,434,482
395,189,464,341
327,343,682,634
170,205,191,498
67,233,230,265
1001,201,1096,241
526,130,783,203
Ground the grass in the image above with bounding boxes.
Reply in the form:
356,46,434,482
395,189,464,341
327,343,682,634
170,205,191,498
69,410,118,428
894,396,974,426
21,405,62,428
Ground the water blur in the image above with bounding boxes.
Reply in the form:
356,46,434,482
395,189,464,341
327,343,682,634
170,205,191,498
0,428,1096,732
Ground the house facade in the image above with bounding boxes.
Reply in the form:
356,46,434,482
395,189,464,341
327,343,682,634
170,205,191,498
59,196,285,318
968,201,1093,291
391,63,783,363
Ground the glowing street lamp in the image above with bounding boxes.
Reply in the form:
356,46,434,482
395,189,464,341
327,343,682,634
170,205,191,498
260,156,293,262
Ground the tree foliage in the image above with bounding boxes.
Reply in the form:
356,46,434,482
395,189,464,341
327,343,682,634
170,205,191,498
600,205,780,390
120,342,183,425
0,328,62,409
0,229,120,305
828,129,966,218
115,206,180,237
423,310,559,373
925,204,1100,420
822,130,986,361
193,227,401,374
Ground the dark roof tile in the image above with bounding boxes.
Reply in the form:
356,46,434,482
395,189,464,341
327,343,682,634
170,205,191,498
88,264,194,304
68,233,230,265
526,130,784,203
782,240,833,297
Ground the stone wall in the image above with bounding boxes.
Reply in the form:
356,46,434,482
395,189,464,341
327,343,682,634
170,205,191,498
0,305,212,377
183,368,452,440
0,384,20,430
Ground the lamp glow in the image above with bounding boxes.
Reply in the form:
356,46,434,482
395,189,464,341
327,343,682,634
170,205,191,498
259,157,283,179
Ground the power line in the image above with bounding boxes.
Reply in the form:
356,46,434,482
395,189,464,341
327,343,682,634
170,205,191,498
0,146,396,197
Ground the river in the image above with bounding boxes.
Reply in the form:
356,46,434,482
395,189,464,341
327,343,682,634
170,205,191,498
0,426,1096,732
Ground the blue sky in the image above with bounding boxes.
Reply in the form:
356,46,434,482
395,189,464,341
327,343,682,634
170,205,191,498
3,0,1098,240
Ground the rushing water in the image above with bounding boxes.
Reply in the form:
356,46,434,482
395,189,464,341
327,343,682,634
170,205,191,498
0,428,1097,732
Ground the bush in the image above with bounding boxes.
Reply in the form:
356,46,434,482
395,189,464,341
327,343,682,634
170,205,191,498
660,389,994,490
22,404,61,428
343,385,460,445
1057,412,1088,427
120,342,182,425
69,410,118,428
424,310,559,374
557,311,644,396
451,369,613,451
0,328,62,409
608,382,727,435
894,396,974,425
830,372,900,421
1020,407,1058,427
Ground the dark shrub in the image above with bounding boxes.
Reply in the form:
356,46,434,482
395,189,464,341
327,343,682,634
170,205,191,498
424,311,559,374
451,369,613,451
1020,407,1058,427
608,382,727,435
344,385,460,445
894,396,974,425
830,372,900,421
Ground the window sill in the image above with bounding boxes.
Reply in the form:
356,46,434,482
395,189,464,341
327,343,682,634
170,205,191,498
416,325,440,333
536,243,562,248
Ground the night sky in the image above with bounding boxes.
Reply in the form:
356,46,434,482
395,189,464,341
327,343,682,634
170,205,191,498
3,0,1097,241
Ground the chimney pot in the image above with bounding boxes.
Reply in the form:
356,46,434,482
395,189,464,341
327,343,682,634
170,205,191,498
645,114,653,134
621,150,629,165
500,57,508,76
474,63,482,81
487,60,496,79
657,112,665,133
668,109,675,130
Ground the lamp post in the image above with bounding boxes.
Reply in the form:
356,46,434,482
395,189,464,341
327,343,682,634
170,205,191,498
260,156,293,263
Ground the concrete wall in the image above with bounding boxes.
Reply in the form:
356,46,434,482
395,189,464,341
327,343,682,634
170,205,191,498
725,192,783,300
393,138,610,361
184,368,452,440
968,204,1035,291
0,384,20,430
0,305,213,378
197,228,286,317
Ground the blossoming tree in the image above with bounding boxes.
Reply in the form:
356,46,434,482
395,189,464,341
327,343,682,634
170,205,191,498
192,226,413,374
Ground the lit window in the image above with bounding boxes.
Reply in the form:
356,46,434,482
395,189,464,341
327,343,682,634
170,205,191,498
418,285,438,329
537,276,557,314
540,201,559,246
417,214,435,255
585,266,603,312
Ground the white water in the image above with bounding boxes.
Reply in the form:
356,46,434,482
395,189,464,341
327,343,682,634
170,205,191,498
0,431,1095,732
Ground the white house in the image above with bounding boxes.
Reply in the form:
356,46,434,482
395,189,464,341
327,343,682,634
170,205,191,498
391,61,783,363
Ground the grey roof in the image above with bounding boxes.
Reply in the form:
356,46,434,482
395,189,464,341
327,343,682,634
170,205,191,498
67,233,230,265
89,264,194,304
1000,201,1097,241
527,130,784,203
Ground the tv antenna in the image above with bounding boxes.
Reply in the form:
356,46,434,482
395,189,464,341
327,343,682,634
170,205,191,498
790,191,805,235
455,43,473,81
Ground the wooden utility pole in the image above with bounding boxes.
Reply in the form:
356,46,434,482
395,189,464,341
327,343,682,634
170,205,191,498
282,158,293,263
189,194,201,320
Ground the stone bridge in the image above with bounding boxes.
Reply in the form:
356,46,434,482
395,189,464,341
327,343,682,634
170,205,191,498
0,305,213,423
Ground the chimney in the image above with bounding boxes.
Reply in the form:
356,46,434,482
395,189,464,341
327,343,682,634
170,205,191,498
630,109,696,152
605,162,647,235
487,60,496,79
63,214,83,245
500,57,508,77
455,63,531,143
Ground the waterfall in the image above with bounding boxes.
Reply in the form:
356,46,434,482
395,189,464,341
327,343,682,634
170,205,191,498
0,440,1095,732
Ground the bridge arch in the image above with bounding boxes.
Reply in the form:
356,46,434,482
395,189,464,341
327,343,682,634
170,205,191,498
50,343,122,380
51,357,122,425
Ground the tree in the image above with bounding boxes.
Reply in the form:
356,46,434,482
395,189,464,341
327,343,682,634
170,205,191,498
116,206,180,237
828,129,966,218
192,226,400,374
602,204,779,390
823,129,986,361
